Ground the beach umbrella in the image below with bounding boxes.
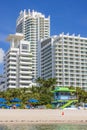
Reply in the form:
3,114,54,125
28,98,39,103
0,104,7,108
10,98,21,102
0,98,7,103
15,104,21,107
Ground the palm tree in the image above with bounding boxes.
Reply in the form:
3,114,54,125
76,87,87,103
36,77,45,87
36,77,57,92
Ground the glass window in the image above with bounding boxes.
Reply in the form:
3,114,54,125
22,44,29,50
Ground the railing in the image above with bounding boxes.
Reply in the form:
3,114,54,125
55,96,77,100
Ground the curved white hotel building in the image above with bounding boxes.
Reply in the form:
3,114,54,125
4,33,32,89
40,33,87,91
16,9,50,81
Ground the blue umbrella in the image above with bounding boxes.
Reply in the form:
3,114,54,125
0,98,7,103
15,104,21,107
10,98,21,102
28,98,39,103
0,104,7,108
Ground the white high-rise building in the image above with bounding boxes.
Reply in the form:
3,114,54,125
16,9,50,81
40,33,87,91
4,33,32,90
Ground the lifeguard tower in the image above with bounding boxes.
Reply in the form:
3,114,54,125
52,87,78,109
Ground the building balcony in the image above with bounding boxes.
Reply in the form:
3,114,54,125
7,75,16,79
7,80,16,84
19,57,32,60
20,71,32,74
19,75,32,79
19,80,31,83
19,66,32,69
7,71,16,74
7,66,16,70
9,57,17,60
20,61,32,65
7,86,16,88
19,85,30,88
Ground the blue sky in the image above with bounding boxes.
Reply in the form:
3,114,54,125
0,0,87,73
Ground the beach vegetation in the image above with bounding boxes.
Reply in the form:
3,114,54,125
0,78,87,108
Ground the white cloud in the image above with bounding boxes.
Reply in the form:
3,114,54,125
0,48,5,63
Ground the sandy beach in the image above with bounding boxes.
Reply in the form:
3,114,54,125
0,109,87,124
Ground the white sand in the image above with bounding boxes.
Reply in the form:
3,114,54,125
0,109,87,124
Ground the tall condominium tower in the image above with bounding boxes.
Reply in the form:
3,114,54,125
16,9,50,81
40,33,87,91
4,33,32,90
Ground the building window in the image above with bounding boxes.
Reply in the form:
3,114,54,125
22,44,29,50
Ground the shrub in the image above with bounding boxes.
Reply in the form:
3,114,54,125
46,104,52,109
